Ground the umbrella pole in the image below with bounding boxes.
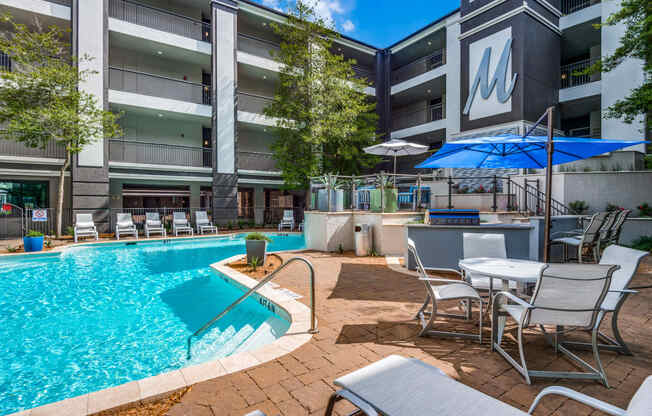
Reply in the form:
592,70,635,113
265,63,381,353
393,154,397,186
543,106,554,263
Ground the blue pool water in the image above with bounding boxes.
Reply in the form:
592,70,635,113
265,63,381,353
0,233,305,415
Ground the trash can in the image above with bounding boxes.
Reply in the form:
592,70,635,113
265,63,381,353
354,224,372,256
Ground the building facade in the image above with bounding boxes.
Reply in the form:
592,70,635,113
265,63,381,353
0,0,646,230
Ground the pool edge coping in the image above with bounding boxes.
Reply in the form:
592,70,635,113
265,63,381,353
7,249,313,416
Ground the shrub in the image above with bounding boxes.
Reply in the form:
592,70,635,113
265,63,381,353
606,203,624,212
226,221,233,230
637,203,652,217
338,243,344,254
65,226,74,236
569,200,589,215
6,245,17,253
249,256,261,271
245,232,271,242
237,220,246,229
25,230,44,237
630,236,652,252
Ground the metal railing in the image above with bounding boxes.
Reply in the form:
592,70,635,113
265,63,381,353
109,67,211,105
561,0,594,14
391,48,445,85
0,139,67,159
24,208,73,237
46,0,71,6
0,52,11,71
109,139,212,168
237,33,280,60
352,65,375,86
238,151,278,172
560,58,600,89
108,207,212,233
391,104,444,131
238,91,273,114
187,256,317,358
109,0,210,42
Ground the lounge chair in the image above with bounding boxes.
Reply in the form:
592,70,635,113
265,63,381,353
172,212,193,236
607,209,631,246
560,244,649,356
144,212,166,238
195,210,217,234
551,211,609,263
324,354,652,416
463,233,517,300
492,263,619,386
278,209,294,231
73,213,98,243
115,213,138,240
408,238,483,342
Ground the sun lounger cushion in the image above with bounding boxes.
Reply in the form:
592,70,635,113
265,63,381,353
333,355,526,416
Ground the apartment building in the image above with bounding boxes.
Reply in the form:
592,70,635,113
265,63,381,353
0,0,646,230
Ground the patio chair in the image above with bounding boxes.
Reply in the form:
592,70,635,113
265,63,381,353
144,212,166,238
73,213,98,243
598,210,621,251
324,355,652,416
560,244,649,356
408,238,483,342
607,209,631,246
172,211,193,236
278,209,294,231
463,233,517,298
115,213,138,240
491,263,619,386
551,211,610,263
195,210,217,234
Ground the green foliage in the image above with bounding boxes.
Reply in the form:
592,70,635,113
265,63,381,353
630,236,652,252
25,230,43,237
569,200,589,214
368,247,378,257
44,239,52,248
264,0,380,189
606,203,624,212
237,220,246,230
637,203,652,217
245,232,272,242
65,225,74,236
645,154,652,170
582,0,651,129
226,221,233,231
6,245,18,253
337,243,344,254
249,256,261,272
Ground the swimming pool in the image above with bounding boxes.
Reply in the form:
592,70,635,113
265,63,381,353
0,233,305,415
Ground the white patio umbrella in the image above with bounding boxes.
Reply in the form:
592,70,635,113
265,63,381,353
364,139,429,180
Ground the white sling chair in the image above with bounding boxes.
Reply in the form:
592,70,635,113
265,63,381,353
408,238,483,342
73,213,98,243
552,211,610,263
172,211,193,236
463,233,517,299
278,209,294,231
492,263,619,386
324,355,652,416
144,212,166,238
560,245,649,356
195,211,217,234
115,213,137,240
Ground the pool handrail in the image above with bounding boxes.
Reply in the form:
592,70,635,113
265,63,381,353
187,256,318,359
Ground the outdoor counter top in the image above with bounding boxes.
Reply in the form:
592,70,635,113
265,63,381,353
406,223,533,230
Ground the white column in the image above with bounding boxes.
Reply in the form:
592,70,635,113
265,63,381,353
215,4,236,174
77,0,105,167
445,15,461,139
601,0,645,149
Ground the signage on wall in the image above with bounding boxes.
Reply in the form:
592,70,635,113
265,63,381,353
32,209,48,222
463,28,517,120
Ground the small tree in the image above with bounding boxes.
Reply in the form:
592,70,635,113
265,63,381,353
0,15,122,237
264,0,380,195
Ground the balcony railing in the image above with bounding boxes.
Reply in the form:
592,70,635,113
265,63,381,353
391,104,444,131
560,58,600,89
352,65,375,86
238,151,279,172
109,0,210,42
109,139,212,168
237,33,280,60
238,92,273,114
47,0,71,5
109,67,211,105
0,52,11,72
391,49,445,85
0,139,67,159
561,0,593,15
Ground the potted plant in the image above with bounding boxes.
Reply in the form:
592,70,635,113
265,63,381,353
370,174,398,212
23,230,44,253
245,232,272,265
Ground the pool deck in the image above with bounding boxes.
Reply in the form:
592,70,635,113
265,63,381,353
106,251,652,416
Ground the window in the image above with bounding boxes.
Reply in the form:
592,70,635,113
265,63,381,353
0,181,49,208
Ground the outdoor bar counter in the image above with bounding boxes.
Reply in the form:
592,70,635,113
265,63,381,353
406,223,537,270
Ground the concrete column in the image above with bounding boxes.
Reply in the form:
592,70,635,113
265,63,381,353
601,0,645,149
190,183,201,208
445,18,461,138
590,111,601,137
589,45,601,83
253,185,265,225
375,50,392,140
211,0,239,224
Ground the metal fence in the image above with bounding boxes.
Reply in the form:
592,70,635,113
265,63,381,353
391,49,445,85
561,0,593,14
108,207,214,233
238,92,273,114
237,33,280,60
108,0,210,42
238,151,278,172
24,208,73,237
391,104,444,131
109,67,211,105
560,58,600,89
109,139,212,168
0,139,66,159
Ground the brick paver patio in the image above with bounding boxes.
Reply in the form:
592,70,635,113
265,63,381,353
147,252,652,416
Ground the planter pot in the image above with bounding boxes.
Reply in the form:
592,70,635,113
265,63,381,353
317,189,344,212
370,188,398,213
23,236,44,252
246,239,267,265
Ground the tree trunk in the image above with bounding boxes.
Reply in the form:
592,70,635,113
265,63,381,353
56,151,71,238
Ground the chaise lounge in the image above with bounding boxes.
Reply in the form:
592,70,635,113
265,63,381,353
73,213,98,243
172,211,193,237
115,213,138,240
144,212,166,238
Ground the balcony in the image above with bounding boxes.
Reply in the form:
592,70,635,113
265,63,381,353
109,67,211,105
560,58,600,89
561,0,594,15
352,65,375,86
238,151,279,172
391,49,445,86
0,139,66,162
392,104,444,132
109,139,212,168
108,0,210,42
238,33,280,61
238,92,273,115
47,0,70,5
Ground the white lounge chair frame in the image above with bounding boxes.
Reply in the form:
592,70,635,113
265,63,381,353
115,213,138,240
492,263,619,386
74,213,98,243
144,212,166,238
278,209,294,231
560,245,649,356
195,211,217,234
408,238,483,342
551,211,609,263
172,211,193,236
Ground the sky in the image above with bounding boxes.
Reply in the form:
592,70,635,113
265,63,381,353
252,0,460,48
